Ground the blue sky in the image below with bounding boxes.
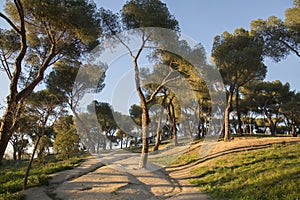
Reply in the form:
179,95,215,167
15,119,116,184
96,0,299,114
95,0,299,90
0,0,299,115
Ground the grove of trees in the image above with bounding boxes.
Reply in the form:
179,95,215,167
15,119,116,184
0,0,299,173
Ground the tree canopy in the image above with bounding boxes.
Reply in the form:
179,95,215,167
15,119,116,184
0,0,102,164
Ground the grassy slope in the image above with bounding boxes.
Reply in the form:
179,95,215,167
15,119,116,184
2,137,300,200
183,138,300,200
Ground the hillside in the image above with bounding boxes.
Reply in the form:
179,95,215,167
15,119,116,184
167,137,300,200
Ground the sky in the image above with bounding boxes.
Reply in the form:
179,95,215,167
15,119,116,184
0,0,299,115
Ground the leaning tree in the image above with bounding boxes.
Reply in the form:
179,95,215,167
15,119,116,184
99,0,180,168
0,0,102,164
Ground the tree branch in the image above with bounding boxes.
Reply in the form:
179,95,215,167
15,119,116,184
278,38,300,58
0,53,13,80
10,0,27,98
0,12,21,34
146,70,180,104
16,44,56,101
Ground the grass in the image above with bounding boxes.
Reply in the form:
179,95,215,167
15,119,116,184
189,142,300,200
0,153,89,200
171,153,199,165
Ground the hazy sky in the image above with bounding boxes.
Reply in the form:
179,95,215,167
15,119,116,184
0,0,299,115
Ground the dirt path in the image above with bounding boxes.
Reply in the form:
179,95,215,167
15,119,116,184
23,156,104,200
24,146,210,200
45,148,210,200
24,137,300,200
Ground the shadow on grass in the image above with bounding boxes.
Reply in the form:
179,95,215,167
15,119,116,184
167,140,300,172
189,142,300,200
192,170,300,200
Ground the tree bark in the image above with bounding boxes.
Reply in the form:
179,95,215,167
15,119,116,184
153,107,164,152
138,105,149,169
23,135,41,190
224,87,234,142
17,149,22,163
236,90,242,134
202,122,206,138
0,105,17,164
266,115,276,135
170,101,178,146
291,120,296,137
13,146,17,161
249,117,253,135
72,110,96,153
133,55,150,169
120,131,123,149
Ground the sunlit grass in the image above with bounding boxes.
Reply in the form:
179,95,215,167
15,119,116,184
0,153,89,199
189,143,300,200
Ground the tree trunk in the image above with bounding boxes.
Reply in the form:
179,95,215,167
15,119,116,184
120,132,123,149
241,120,245,134
96,136,101,154
173,125,178,146
138,106,149,169
224,89,234,142
0,136,12,163
103,138,106,150
249,117,253,135
266,116,276,135
0,106,17,164
109,140,112,150
291,124,295,137
197,123,201,139
133,56,150,169
125,137,129,148
17,149,22,165
153,107,164,152
38,146,45,162
236,90,242,134
72,110,95,153
134,137,137,147
202,118,206,138
291,120,296,137
12,143,17,161
170,102,178,146
23,135,41,190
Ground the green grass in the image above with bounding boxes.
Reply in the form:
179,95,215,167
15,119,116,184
171,153,199,165
189,142,300,200
0,153,89,199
